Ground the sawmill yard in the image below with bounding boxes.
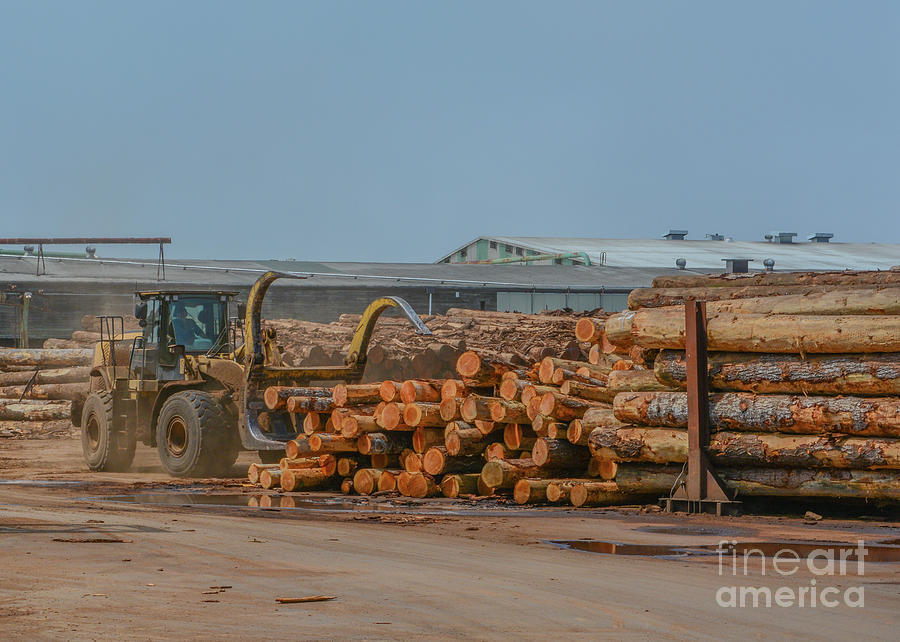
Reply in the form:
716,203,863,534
1,269,900,638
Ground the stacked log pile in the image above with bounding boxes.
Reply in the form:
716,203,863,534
244,271,900,506
42,315,140,349
0,348,92,437
590,270,900,504
267,308,595,382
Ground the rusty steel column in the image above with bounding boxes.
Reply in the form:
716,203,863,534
685,298,710,499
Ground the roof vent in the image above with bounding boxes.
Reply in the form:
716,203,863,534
663,229,688,240
769,231,797,244
763,258,775,271
85,246,97,259
675,258,687,270
23,245,34,256
705,233,724,241
808,232,834,243
722,258,753,274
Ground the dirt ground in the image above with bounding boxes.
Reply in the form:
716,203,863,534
1,435,899,640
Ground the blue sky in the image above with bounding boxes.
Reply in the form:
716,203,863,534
1,1,897,260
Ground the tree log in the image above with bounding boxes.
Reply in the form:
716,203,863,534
280,467,330,492
336,458,360,477
480,458,553,489
616,309,900,353
403,451,424,473
531,415,566,438
0,366,90,387
340,415,380,438
378,402,407,430
456,351,519,385
406,473,440,498
559,380,611,403
403,402,445,427
503,424,536,451
352,469,385,495
539,357,607,384
513,479,555,504
308,434,358,453
569,480,667,507
614,391,900,437
422,447,481,475
370,453,399,469
629,284,898,310
655,350,900,396
575,318,606,343
484,442,514,461
379,381,402,402
279,457,320,472
259,468,282,490
445,427,488,456
377,469,403,492
460,395,495,422
285,437,313,459
412,427,444,453
441,473,481,497
264,386,331,410
440,379,468,401
286,396,335,414
400,380,441,404
0,400,71,421
521,384,557,407
607,369,676,393
538,392,603,421
531,438,590,469
439,398,461,422
653,270,900,289
248,463,278,484
498,378,526,402
474,419,499,435
546,480,587,503
332,383,383,406
488,399,529,424
588,426,900,469
0,348,93,368
0,383,87,401
358,432,408,455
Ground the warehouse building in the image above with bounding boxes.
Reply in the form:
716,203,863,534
437,231,900,271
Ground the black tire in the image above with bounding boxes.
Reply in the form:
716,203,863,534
81,391,136,472
258,450,284,465
156,391,238,477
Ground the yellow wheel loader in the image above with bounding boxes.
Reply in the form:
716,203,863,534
74,271,431,477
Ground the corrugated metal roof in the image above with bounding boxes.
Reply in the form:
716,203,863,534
438,236,900,271
0,254,686,291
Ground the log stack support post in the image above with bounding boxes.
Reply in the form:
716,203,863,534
663,299,740,516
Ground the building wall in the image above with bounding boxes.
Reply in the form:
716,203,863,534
497,291,628,314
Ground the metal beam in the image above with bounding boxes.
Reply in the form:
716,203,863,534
0,237,171,245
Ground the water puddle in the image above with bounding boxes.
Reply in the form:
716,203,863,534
550,539,900,563
0,480,85,487
635,525,748,537
76,492,556,516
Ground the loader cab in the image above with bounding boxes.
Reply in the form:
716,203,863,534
132,290,237,383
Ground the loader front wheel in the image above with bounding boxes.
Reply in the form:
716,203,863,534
81,391,136,472
156,391,237,477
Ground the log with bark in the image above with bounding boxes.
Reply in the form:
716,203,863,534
286,396,336,414
399,380,442,404
531,438,590,469
480,458,554,489
0,348,93,368
441,473,481,498
654,350,900,396
422,447,482,475
588,426,900,469
651,270,900,290
538,392,603,422
358,432,408,455
608,309,900,353
628,284,900,311
488,399,529,424
332,383,383,406
614,391,900,437
0,366,90,387
352,469,385,495
513,479,555,504
280,467,330,492
264,386,331,410
406,473,440,498
456,351,519,385
0,383,87,402
403,402,445,427
412,427,444,453
308,434,358,454
0,400,71,421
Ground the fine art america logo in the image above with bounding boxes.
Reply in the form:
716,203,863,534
716,540,867,608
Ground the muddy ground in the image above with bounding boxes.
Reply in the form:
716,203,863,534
1,434,898,640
